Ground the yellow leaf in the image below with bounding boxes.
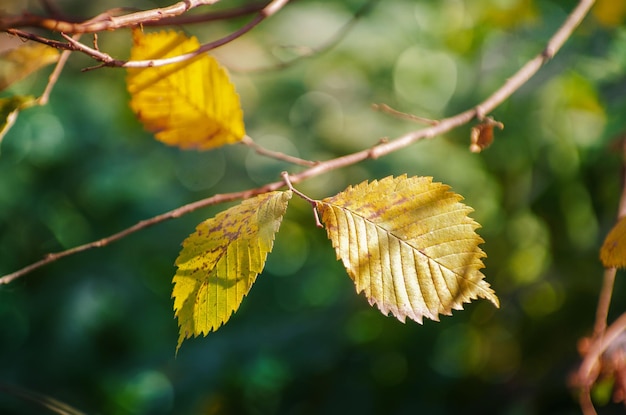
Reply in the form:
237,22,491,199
600,216,626,268
173,191,292,351
593,0,626,27
0,95,36,151
0,42,59,91
316,175,499,324
126,30,245,150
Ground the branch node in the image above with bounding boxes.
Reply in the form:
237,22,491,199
281,171,322,227
368,139,386,160
281,171,315,204
469,116,504,153
542,45,556,61
474,105,487,121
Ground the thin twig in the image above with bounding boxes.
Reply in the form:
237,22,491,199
281,172,322,227
579,386,598,415
372,103,439,126
7,2,267,32
0,0,221,32
590,137,626,364
238,0,378,73
242,135,317,167
6,29,71,50
0,0,595,284
54,0,291,69
593,268,617,339
372,0,595,159
59,33,122,67
143,2,269,26
578,313,626,390
281,171,315,204
38,35,76,105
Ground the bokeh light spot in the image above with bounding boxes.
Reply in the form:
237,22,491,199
520,281,565,318
394,46,457,113
344,309,384,344
265,220,309,276
370,352,408,386
432,324,485,378
245,134,299,185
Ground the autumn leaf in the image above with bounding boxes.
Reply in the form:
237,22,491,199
173,191,292,351
316,175,499,324
600,216,626,268
0,95,36,151
0,42,59,91
126,29,245,150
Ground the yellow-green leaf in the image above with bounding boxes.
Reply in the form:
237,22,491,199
173,191,292,351
600,216,626,268
0,95,36,150
0,42,59,91
316,175,499,324
126,29,245,150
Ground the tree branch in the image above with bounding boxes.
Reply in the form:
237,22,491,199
0,0,595,285
0,0,221,32
142,2,269,27
24,0,291,69
241,136,318,167
576,313,626,396
372,103,439,126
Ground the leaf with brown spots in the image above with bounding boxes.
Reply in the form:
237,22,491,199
316,175,498,324
173,191,292,352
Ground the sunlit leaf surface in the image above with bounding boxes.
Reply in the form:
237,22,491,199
127,30,245,150
173,191,292,351
317,175,499,324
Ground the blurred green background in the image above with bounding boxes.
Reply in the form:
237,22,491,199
2,0,626,413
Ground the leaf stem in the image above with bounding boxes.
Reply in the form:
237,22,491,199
3,1,287,70
281,172,323,228
280,172,314,204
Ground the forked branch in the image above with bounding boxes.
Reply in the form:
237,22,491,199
571,137,626,415
1,0,222,32
4,0,290,69
0,0,596,285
